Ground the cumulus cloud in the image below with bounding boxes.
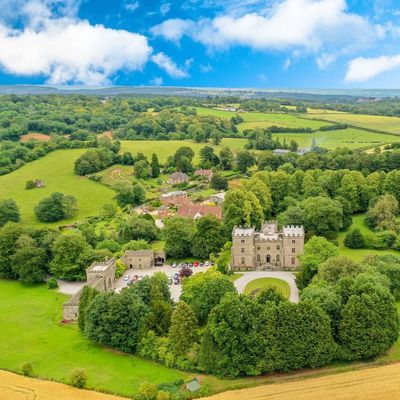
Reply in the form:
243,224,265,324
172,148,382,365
345,55,400,82
153,0,382,58
151,52,189,78
0,0,152,85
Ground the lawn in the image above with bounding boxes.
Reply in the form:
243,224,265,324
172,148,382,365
336,214,399,261
0,280,189,397
119,138,247,164
0,149,116,226
305,112,400,135
244,277,290,299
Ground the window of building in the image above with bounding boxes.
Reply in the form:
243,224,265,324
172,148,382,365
241,257,245,264
257,246,260,250
256,254,260,262
276,254,280,262
276,245,280,250
241,239,245,243
292,239,296,244
291,257,296,265
267,246,270,250
266,254,271,263
292,248,296,253
241,248,245,253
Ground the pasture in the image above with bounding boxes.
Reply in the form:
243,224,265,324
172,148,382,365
305,112,400,135
244,277,290,299
119,138,247,163
0,280,188,397
0,149,116,225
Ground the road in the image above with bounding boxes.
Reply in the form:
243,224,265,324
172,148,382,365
234,271,299,303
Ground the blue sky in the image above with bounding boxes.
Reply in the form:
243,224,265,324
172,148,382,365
0,0,399,88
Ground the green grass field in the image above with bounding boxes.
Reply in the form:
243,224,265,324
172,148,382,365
120,138,247,163
0,149,116,226
305,112,400,135
0,280,188,397
244,278,290,298
336,214,399,261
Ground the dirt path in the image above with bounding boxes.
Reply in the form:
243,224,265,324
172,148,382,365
199,363,400,400
0,370,126,400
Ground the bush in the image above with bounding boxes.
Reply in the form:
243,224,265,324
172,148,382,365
21,362,33,376
25,180,36,189
344,228,365,249
69,368,87,388
47,277,58,290
156,391,170,400
136,382,158,400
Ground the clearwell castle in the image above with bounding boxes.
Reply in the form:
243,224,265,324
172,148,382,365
231,221,304,270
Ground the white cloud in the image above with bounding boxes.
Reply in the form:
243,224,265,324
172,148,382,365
200,63,213,73
153,0,382,61
150,18,194,42
316,53,336,69
160,2,171,16
125,1,140,12
283,58,291,71
0,1,152,85
150,76,163,85
151,52,189,78
345,55,400,82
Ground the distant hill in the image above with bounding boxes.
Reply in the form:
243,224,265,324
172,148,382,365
0,85,399,101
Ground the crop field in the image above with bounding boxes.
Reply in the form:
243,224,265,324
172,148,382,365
201,363,400,400
244,277,290,298
120,138,247,163
305,112,400,135
0,370,125,400
0,280,188,397
0,149,116,225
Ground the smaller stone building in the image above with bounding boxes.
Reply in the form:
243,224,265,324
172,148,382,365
194,169,213,181
62,258,116,321
168,172,189,185
120,250,166,270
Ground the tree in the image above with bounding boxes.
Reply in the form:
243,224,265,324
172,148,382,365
78,285,99,331
34,192,77,222
366,194,399,231
339,286,399,360
315,256,362,285
199,146,218,168
384,170,400,203
69,368,87,388
213,242,232,274
50,234,92,280
344,228,366,249
11,235,47,283
236,150,256,173
199,293,269,377
150,153,160,178
164,217,194,258
210,173,228,191
168,301,198,356
191,215,225,259
255,287,287,305
132,183,146,205
0,199,20,227
118,216,157,243
219,147,234,170
296,236,339,290
115,185,135,207
134,159,150,179
181,271,236,323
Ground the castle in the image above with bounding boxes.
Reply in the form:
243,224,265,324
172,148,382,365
231,221,304,271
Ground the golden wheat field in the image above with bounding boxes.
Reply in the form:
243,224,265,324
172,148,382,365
0,370,126,400
200,363,400,400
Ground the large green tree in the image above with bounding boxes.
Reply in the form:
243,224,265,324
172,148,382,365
0,199,20,227
164,217,194,258
34,192,77,222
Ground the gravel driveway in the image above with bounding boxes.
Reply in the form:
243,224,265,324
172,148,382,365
234,271,299,303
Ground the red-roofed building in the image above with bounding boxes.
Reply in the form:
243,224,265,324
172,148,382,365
161,195,192,208
178,204,222,220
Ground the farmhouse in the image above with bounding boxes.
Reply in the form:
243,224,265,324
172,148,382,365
120,249,166,269
209,192,226,204
168,172,189,185
194,169,213,181
178,204,222,220
62,258,116,321
161,190,187,199
231,221,304,271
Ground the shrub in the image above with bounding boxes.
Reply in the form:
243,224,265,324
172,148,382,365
156,391,170,400
47,277,58,290
136,382,158,400
69,368,87,388
115,259,126,279
344,228,365,249
25,180,36,189
21,362,33,376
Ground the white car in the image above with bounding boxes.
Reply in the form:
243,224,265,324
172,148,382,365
204,261,210,267
123,275,130,282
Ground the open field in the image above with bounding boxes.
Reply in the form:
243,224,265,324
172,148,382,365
305,112,400,135
0,149,116,225
120,138,247,164
244,277,290,298
200,363,400,400
0,369,125,400
0,280,188,397
20,132,51,142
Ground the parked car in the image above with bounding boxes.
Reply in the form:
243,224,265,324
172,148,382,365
199,262,204,267
204,261,210,267
194,261,199,267
132,275,139,281
172,262,177,268
168,275,173,285
173,274,180,284
188,262,193,268
181,263,187,268
123,275,130,282
127,280,134,286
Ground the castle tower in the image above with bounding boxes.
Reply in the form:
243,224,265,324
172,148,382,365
231,226,255,270
282,226,304,269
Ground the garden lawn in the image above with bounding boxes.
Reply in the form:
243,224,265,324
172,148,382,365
244,278,290,299
119,138,247,164
0,280,188,397
0,149,116,226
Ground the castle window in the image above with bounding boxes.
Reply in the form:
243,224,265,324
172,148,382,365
257,246,260,250
241,248,245,253
292,239,296,244
291,257,296,265
276,254,280,262
241,239,245,243
292,248,296,253
267,246,270,250
257,254,260,262
241,257,245,264
276,245,280,250
266,254,271,263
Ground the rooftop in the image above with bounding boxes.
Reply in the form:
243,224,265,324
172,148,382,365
124,249,154,256
87,258,115,273
283,225,304,236
233,227,255,236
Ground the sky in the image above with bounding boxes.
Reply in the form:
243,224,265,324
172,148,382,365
0,0,399,88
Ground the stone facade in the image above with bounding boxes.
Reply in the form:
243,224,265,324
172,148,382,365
120,250,166,270
231,221,304,271
62,258,116,321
